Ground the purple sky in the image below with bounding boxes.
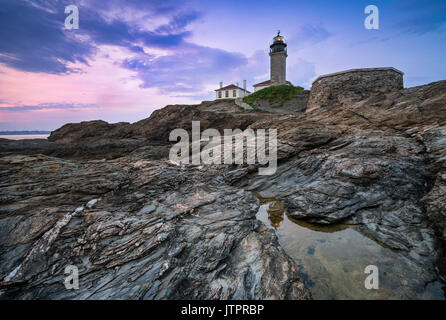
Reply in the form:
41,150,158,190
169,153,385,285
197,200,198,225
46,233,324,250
1,0,445,131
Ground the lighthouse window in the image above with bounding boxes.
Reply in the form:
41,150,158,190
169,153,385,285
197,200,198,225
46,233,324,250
225,90,229,97
233,90,236,97
218,91,222,98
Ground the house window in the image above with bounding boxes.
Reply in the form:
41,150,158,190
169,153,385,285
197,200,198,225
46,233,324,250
233,90,236,97
225,90,229,98
218,91,222,98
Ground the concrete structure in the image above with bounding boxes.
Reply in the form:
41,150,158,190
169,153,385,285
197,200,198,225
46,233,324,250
307,67,404,112
253,31,289,91
215,80,250,100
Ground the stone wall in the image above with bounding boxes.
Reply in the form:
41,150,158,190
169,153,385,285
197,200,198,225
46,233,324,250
307,68,404,112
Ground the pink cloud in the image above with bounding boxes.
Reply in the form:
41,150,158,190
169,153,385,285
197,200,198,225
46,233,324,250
0,46,200,130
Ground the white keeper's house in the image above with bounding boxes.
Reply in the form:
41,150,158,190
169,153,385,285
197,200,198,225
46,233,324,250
215,80,250,100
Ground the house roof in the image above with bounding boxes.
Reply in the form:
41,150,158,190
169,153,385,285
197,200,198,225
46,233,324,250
253,80,293,87
215,84,250,93
253,80,273,87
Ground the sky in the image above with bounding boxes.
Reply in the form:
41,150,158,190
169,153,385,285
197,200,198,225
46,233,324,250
0,0,445,131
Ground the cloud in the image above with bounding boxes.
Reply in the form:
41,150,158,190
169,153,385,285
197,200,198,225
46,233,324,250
0,0,251,96
0,103,101,111
0,0,201,74
154,11,202,34
122,43,248,93
0,0,94,73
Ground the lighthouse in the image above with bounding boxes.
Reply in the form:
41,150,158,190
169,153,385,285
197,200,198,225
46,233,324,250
269,31,287,84
253,31,291,91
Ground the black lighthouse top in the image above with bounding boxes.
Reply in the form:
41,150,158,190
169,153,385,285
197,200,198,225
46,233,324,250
270,31,287,53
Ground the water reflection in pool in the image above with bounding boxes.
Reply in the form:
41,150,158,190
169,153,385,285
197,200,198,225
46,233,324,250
255,196,446,300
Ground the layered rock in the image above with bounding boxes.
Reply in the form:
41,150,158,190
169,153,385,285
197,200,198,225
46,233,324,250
1,70,445,300
232,80,446,294
0,155,310,299
1,100,269,160
421,126,446,243
129,101,268,141
48,100,269,144
0,136,155,160
48,120,132,143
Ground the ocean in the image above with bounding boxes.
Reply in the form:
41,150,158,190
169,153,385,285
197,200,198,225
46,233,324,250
0,134,50,140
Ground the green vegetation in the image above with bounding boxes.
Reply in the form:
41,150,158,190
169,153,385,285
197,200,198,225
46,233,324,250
242,84,306,108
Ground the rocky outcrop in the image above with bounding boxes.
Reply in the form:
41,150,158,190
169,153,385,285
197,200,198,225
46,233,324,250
231,80,446,295
307,68,404,112
1,100,269,160
130,102,268,141
48,100,268,144
234,98,253,110
48,120,132,143
241,80,446,226
0,155,310,299
421,126,446,243
1,69,445,300
0,137,156,160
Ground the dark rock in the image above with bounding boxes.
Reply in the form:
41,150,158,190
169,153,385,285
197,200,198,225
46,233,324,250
129,101,269,142
48,100,269,145
0,155,310,300
48,120,132,143
421,126,446,242
1,100,269,160
233,79,446,294
1,72,446,300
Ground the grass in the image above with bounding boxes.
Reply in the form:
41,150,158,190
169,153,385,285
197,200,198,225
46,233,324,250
242,84,306,108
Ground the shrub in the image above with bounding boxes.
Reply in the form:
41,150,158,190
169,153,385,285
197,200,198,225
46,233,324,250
242,85,305,107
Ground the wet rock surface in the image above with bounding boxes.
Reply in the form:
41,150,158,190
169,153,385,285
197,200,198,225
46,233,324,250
1,76,445,299
0,155,310,299
235,80,446,297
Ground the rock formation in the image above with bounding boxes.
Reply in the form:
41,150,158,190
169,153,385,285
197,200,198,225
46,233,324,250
1,69,445,299
0,100,269,160
307,67,404,112
0,155,309,299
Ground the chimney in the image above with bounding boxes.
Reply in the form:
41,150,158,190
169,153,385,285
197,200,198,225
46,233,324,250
219,81,223,88
243,80,246,91
236,82,239,88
